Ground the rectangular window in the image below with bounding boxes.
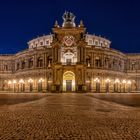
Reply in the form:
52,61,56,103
40,42,43,46
66,59,71,65
88,39,93,45
46,40,50,45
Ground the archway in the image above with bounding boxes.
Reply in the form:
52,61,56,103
63,71,75,92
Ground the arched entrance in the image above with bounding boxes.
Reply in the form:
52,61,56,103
63,71,75,92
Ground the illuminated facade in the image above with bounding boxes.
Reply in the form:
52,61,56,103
0,12,139,93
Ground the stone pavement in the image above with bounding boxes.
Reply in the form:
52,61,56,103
0,93,140,140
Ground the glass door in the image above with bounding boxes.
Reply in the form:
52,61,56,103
66,80,72,91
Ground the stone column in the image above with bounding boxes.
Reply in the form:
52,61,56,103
58,47,61,63
44,53,46,68
80,46,83,63
34,55,37,68
91,52,93,67
52,47,55,63
77,47,80,63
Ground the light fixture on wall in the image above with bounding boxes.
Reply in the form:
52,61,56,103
13,80,17,84
105,78,111,83
38,78,44,83
122,79,127,84
127,80,131,84
8,80,12,85
28,78,33,83
19,79,24,84
114,79,120,83
94,78,100,83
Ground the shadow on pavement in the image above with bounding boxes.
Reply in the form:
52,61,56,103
0,93,47,106
88,93,140,107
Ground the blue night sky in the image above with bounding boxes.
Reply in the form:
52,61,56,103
0,0,139,54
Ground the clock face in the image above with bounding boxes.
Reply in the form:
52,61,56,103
63,36,75,46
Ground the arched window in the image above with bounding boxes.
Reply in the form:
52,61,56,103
17,63,20,70
46,40,50,45
94,78,100,93
104,58,108,66
131,62,136,70
95,57,101,67
47,56,52,67
21,61,25,69
37,57,43,67
88,39,93,45
28,58,33,68
105,79,111,93
38,78,44,92
28,79,33,92
38,82,42,92
86,56,91,67
19,79,25,92
4,64,8,71
29,83,33,92
113,60,117,69
40,41,43,46
95,40,99,46
96,82,100,92
114,79,120,92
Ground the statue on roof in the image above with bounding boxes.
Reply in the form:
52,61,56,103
62,11,76,28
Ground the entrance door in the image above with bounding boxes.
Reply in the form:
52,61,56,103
66,80,72,92
63,71,75,92
29,83,33,92
38,82,42,92
96,83,100,93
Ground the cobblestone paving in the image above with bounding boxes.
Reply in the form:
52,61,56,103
0,93,140,140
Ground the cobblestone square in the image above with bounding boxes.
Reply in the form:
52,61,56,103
0,93,140,140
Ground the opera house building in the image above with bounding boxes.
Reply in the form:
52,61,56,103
0,12,139,93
